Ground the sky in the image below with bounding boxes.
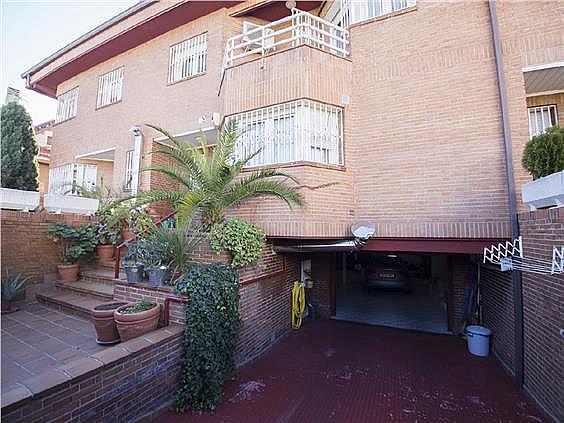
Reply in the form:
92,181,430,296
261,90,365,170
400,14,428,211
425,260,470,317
1,0,136,125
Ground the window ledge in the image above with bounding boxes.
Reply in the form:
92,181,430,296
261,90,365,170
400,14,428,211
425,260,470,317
242,161,346,173
95,99,122,111
53,116,76,127
167,71,206,87
349,5,417,30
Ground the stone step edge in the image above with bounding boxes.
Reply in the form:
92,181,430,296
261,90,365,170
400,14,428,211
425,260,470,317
36,292,104,318
54,281,114,301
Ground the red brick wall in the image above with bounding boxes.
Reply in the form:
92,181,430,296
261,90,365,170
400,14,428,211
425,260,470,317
0,210,95,285
310,253,333,318
519,208,563,421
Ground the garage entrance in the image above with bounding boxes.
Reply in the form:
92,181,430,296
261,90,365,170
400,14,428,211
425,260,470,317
334,252,450,334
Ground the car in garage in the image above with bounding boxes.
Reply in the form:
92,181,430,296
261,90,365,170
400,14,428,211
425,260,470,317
364,254,410,292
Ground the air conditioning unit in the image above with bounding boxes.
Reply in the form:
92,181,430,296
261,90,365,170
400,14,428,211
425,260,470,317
242,21,275,52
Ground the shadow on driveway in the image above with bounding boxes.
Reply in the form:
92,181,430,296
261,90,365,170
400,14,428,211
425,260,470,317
159,319,545,422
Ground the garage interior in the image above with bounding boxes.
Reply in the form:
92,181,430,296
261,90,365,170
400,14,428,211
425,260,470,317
334,252,452,334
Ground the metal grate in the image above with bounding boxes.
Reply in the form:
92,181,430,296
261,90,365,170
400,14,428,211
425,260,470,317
96,67,124,108
124,150,134,191
55,87,79,123
227,99,343,167
527,105,558,138
48,163,97,194
168,33,207,84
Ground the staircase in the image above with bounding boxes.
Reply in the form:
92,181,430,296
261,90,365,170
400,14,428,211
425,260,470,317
36,261,125,318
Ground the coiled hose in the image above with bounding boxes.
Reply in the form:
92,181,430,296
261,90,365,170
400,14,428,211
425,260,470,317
292,281,305,330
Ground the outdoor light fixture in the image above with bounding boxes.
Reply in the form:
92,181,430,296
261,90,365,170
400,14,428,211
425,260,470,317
285,0,296,10
387,254,398,258
128,125,141,135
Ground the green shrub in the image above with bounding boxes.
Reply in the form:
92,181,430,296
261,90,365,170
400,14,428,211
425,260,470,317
208,219,266,268
175,263,241,412
522,126,564,179
47,223,97,265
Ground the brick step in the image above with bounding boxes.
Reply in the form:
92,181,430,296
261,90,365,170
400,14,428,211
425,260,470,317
36,289,110,318
81,267,125,285
54,280,114,301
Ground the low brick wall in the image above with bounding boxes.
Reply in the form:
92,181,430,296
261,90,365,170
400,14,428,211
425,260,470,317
0,210,95,287
1,326,183,422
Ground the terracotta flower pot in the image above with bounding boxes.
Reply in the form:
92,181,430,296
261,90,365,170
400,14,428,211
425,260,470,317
97,244,115,262
114,302,161,342
1,300,12,314
58,263,79,283
121,228,133,241
91,302,128,344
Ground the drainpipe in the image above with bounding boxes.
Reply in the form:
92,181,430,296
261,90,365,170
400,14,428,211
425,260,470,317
488,0,524,388
128,125,143,194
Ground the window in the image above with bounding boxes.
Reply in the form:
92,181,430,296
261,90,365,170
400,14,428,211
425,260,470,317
168,33,207,83
528,105,558,138
340,0,416,27
48,163,97,194
228,99,343,167
97,67,124,108
124,150,134,191
55,87,79,123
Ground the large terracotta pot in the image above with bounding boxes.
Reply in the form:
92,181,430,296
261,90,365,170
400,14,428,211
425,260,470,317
114,302,161,341
92,302,128,344
97,244,115,262
58,263,79,283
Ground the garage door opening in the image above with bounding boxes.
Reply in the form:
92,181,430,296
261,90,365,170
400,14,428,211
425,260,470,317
334,252,451,334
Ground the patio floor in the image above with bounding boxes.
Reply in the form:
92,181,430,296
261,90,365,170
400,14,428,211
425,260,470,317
1,303,105,392
161,319,546,422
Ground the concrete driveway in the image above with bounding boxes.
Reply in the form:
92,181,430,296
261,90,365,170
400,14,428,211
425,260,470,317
160,320,546,422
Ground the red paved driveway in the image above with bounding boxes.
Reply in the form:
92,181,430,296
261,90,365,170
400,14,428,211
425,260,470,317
159,320,546,422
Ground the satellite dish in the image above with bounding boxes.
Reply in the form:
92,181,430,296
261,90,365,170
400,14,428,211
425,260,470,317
351,221,375,239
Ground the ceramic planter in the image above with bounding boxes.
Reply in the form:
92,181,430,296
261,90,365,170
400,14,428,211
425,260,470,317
124,264,144,283
97,244,115,262
114,302,160,341
58,263,79,283
91,302,128,344
147,266,168,288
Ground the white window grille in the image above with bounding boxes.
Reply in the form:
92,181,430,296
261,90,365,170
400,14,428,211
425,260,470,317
96,67,124,108
340,0,416,27
124,150,134,191
168,33,207,83
48,163,97,195
528,105,558,138
228,99,344,167
55,87,79,123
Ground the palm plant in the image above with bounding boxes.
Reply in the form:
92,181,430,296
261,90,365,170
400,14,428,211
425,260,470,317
137,120,304,228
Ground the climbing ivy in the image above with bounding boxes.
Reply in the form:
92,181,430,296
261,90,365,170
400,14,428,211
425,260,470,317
175,263,241,412
208,218,266,268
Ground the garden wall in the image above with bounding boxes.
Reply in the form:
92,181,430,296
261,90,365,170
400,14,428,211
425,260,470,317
0,210,95,297
1,326,183,423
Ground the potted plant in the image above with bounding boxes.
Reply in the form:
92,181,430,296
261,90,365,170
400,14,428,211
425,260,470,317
91,301,128,344
1,273,29,314
94,219,120,262
122,243,144,283
114,299,160,341
48,223,97,282
137,237,170,288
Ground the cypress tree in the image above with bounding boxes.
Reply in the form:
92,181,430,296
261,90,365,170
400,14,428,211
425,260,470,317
1,102,39,191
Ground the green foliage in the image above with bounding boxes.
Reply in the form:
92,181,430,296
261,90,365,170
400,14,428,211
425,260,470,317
208,218,265,268
1,102,38,191
1,272,29,302
149,225,201,276
47,223,97,265
522,126,564,179
136,120,304,228
175,263,241,412
105,203,154,236
119,299,155,314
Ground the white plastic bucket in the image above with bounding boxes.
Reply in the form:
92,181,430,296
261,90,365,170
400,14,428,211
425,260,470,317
465,325,492,357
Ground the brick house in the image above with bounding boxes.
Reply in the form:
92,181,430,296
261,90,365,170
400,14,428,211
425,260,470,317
21,0,563,419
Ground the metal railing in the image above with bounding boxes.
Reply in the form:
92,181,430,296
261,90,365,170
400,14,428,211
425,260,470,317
223,8,349,69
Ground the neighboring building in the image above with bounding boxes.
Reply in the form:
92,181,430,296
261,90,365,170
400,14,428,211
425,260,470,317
34,120,54,194
21,1,563,419
4,86,23,105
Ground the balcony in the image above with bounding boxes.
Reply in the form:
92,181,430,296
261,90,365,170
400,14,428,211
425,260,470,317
223,9,349,69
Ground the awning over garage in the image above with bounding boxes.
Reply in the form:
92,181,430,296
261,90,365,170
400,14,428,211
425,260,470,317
523,61,564,97
75,147,115,162
154,126,218,147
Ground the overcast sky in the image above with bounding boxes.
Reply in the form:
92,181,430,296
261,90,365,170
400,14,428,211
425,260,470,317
1,0,136,125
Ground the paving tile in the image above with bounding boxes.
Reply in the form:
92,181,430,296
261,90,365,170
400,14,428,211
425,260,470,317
1,385,32,408
58,357,101,379
93,346,130,365
23,370,70,395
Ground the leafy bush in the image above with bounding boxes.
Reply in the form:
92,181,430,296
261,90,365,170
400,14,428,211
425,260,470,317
48,223,97,265
175,263,241,412
522,126,564,179
119,300,155,314
208,219,266,268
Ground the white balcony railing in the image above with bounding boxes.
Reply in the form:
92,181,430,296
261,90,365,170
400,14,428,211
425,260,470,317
224,9,349,69
44,193,99,215
0,188,40,212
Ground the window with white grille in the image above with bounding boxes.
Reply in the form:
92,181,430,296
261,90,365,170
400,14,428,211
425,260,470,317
96,67,124,108
528,105,558,138
124,150,134,191
48,163,97,194
168,33,207,83
340,0,416,27
55,87,79,123
228,99,343,167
